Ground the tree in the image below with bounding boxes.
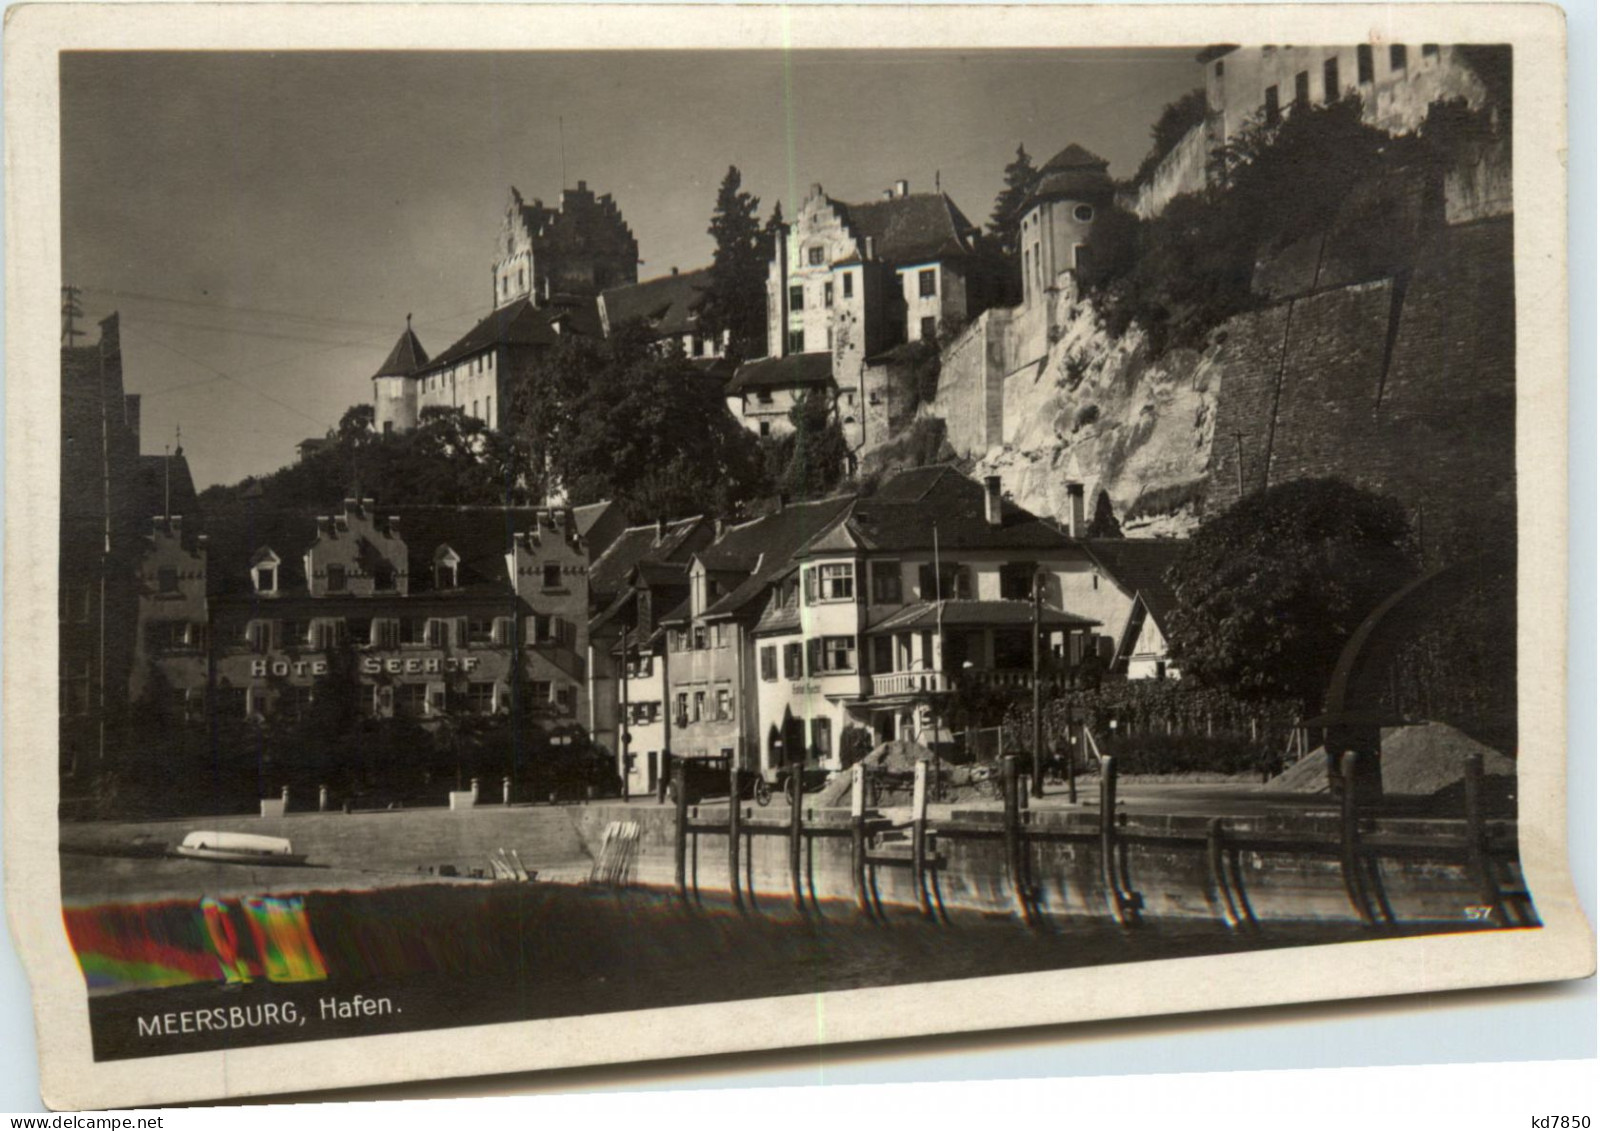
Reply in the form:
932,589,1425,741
698,166,768,363
510,326,769,520
1086,489,1123,538
1133,88,1207,187
770,389,849,501
987,144,1036,258
1164,478,1419,708
764,201,786,237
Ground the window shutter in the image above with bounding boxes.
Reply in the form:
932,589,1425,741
918,564,936,600
492,617,510,646
455,617,469,648
525,616,539,646
806,638,820,676
804,568,818,605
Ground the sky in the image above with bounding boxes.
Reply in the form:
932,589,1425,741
61,49,1201,489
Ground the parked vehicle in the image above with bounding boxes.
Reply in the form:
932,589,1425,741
666,756,765,806
759,764,833,807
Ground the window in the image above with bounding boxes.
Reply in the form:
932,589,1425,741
787,330,805,353
920,316,937,341
1073,245,1091,274
1264,84,1280,126
789,285,804,311
1323,56,1339,101
820,635,856,672
756,388,774,405
760,645,777,681
281,620,307,648
555,685,574,715
816,562,855,602
326,565,347,593
1390,43,1407,71
1294,70,1310,108
1000,562,1041,601
396,684,428,718
871,635,894,674
543,563,563,589
713,623,729,649
918,562,970,600
1073,203,1094,223
674,692,689,726
1214,59,1224,78
383,421,394,436
1422,43,1439,57
472,400,479,419
625,652,653,678
485,395,492,424
808,246,825,266
1358,44,1374,83
870,561,902,604
399,617,429,645
918,269,936,298
436,557,458,590
692,690,706,722
627,701,661,725
531,680,553,708
759,421,771,437
288,686,315,721
716,688,733,721
217,686,248,719
147,620,193,653
465,682,496,714
842,272,853,299
253,563,278,594
810,717,833,760
467,617,494,646
782,642,802,680
692,624,708,650
157,567,179,595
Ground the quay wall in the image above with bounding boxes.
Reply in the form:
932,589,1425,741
66,800,1521,929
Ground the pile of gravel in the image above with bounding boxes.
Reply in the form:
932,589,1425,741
813,741,933,807
1266,722,1514,796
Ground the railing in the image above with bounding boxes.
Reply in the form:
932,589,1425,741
870,671,951,697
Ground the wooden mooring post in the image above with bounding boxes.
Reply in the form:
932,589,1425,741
673,758,689,902
788,759,806,913
1338,751,1377,927
912,761,932,919
728,761,744,910
1002,756,1033,923
850,763,871,917
1099,756,1139,926
1463,752,1508,927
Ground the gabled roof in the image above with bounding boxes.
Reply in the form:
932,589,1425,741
372,320,430,379
420,296,602,374
804,466,1072,555
663,496,857,623
1020,144,1114,213
600,268,712,339
587,516,713,606
836,193,979,266
726,352,834,395
1080,537,1186,614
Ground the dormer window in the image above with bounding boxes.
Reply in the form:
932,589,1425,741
251,550,281,595
435,546,460,590
326,565,347,593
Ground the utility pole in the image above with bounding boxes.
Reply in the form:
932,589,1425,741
619,621,631,800
1031,571,1044,800
61,285,85,346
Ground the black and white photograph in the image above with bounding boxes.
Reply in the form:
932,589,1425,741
4,3,1589,1110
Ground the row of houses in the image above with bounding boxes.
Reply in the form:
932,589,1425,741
584,466,1182,797
105,427,1181,794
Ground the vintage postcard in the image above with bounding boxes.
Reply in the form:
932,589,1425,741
4,2,1591,1111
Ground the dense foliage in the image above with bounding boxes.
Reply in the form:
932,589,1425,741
509,326,770,521
763,388,850,501
199,403,537,518
1164,478,1419,707
1083,95,1497,354
1131,87,1207,188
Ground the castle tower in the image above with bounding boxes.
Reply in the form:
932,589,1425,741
492,182,639,311
371,316,429,435
1017,144,1113,308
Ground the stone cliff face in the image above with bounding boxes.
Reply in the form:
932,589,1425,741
966,286,1216,538
926,201,1512,565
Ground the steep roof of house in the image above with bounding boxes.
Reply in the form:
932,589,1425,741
420,295,602,374
601,267,713,339
372,320,430,379
726,352,835,395
1021,144,1115,212
587,516,712,606
663,496,856,623
1080,537,1185,617
804,466,1073,555
836,192,979,266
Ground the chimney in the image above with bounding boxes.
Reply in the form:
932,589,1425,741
576,180,587,192
894,179,910,198
882,189,894,201
776,492,789,513
1065,482,1085,538
983,476,1004,526
655,517,667,545
714,518,726,539
670,266,679,276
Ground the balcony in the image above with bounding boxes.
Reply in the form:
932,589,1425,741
868,667,1072,699
869,670,951,697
